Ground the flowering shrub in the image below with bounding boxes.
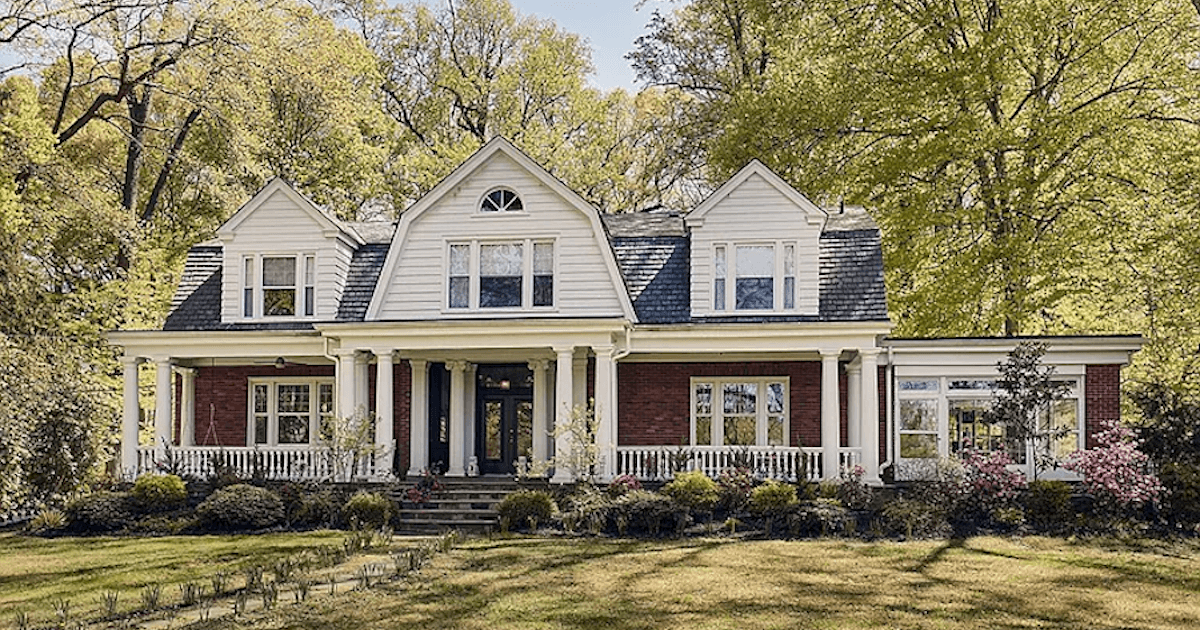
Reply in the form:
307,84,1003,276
838,464,872,510
716,467,756,513
1063,420,1163,510
957,449,1027,520
606,474,642,497
406,468,445,504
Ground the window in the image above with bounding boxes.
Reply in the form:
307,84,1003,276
248,379,334,446
481,188,523,212
691,378,788,446
241,254,316,318
446,239,555,310
710,242,799,312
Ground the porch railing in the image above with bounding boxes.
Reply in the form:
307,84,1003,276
135,445,389,481
613,446,862,482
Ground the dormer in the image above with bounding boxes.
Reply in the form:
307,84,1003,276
215,178,364,323
685,161,827,318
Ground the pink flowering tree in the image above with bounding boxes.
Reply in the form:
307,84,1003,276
959,447,1028,516
1063,419,1163,511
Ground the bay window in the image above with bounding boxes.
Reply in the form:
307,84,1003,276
248,378,334,446
691,378,788,447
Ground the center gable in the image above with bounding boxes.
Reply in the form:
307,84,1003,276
367,139,635,322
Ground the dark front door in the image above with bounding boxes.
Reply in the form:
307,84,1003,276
476,364,534,475
427,363,450,474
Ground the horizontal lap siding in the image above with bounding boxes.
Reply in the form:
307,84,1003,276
618,362,822,448
690,175,823,317
1085,364,1121,449
377,155,625,319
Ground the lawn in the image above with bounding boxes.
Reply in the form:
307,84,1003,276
0,530,345,625
207,535,1200,630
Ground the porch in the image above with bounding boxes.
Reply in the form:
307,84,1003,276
133,445,389,482
614,446,862,483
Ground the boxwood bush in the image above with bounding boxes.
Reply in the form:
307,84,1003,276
497,490,555,531
65,491,134,533
196,484,284,531
662,470,719,514
343,491,394,529
131,473,188,513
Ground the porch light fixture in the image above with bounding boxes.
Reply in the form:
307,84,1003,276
499,379,511,390
274,357,286,369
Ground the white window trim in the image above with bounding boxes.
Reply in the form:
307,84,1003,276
895,375,1084,477
443,237,558,312
475,187,529,216
246,377,334,447
710,241,799,314
240,253,317,320
689,376,790,447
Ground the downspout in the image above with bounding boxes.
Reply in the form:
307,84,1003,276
884,345,895,475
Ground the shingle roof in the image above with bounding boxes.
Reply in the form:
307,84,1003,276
819,229,889,321
336,243,390,321
162,210,888,329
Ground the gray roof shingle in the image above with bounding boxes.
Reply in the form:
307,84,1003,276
336,243,391,321
163,247,223,331
610,236,690,323
819,229,889,321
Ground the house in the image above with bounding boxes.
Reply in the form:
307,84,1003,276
108,138,1141,485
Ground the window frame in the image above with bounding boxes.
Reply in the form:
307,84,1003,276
709,240,799,313
240,253,317,320
246,377,335,447
444,238,557,312
478,187,526,214
689,377,790,447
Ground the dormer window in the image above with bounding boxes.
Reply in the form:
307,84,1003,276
481,188,523,212
447,239,555,310
242,254,316,318
712,242,798,312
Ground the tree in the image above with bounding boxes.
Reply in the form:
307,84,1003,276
982,342,1071,479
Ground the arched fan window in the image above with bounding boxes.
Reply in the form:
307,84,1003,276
481,188,523,212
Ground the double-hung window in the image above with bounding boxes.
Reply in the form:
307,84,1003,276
691,378,788,447
711,242,798,312
248,378,335,446
242,254,316,318
446,239,555,310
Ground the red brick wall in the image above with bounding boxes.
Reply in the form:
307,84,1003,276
617,361,825,447
1085,364,1122,449
393,360,412,473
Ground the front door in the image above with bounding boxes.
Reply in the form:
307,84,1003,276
476,364,534,475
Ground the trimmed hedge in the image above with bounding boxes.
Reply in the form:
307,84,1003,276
497,490,555,531
65,492,134,533
131,474,188,513
343,491,394,529
196,484,284,531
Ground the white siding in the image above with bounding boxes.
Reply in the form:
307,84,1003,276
690,174,822,317
374,154,626,320
220,189,352,322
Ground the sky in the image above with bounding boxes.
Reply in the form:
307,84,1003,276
508,0,665,91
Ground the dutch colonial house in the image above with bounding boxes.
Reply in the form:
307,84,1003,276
109,138,1141,485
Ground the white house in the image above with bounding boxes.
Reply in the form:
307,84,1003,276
108,138,1141,484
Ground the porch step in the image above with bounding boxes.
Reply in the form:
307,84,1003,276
392,477,541,535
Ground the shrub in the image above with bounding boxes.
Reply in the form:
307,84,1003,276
881,497,950,539
613,489,683,536
1025,479,1073,530
1064,420,1163,512
838,465,873,510
606,474,642,497
279,483,340,527
959,448,1027,518
496,490,555,531
1158,463,1200,528
787,499,848,538
559,485,613,533
716,467,755,513
749,480,797,515
196,484,284,531
131,474,188,513
27,508,67,534
661,471,718,513
343,491,394,529
65,492,134,533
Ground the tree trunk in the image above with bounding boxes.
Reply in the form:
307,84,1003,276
122,87,152,214
142,107,201,226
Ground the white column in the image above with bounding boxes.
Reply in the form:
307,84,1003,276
528,359,551,464
447,360,468,477
593,345,615,481
846,361,862,449
336,350,357,422
408,359,429,476
552,346,576,483
178,367,196,447
375,350,395,477
820,350,841,480
355,352,370,417
153,358,174,466
860,349,882,485
572,354,588,409
464,363,477,473
121,357,142,478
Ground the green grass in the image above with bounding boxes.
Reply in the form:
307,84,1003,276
207,535,1200,630
0,530,344,624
